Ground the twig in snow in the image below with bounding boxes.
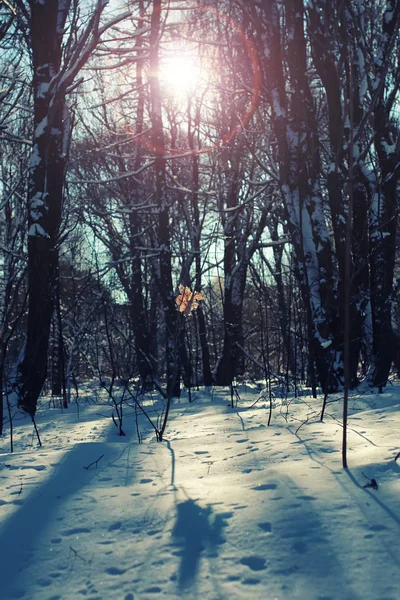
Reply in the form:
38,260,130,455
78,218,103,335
248,396,261,410
83,454,104,470
69,546,92,564
295,417,309,435
31,415,42,447
362,472,379,490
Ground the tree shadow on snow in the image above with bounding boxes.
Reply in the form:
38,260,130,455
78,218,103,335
172,499,227,588
345,467,400,529
0,440,131,598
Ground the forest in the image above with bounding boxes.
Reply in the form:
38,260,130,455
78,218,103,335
1,0,400,425
1,3,400,599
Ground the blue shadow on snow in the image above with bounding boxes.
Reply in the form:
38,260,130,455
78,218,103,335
172,499,227,588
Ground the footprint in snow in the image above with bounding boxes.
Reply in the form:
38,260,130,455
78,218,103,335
37,577,52,587
242,577,261,585
297,495,316,501
62,527,91,536
369,524,388,532
147,529,162,536
293,540,307,553
106,567,126,576
239,556,267,571
14,464,47,471
258,522,272,533
251,483,277,491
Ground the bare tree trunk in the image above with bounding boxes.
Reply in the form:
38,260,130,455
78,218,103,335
15,0,123,414
369,2,400,387
51,265,66,403
126,7,155,390
149,0,180,397
258,0,339,392
196,305,213,386
16,1,71,414
215,287,245,386
190,123,213,386
214,161,244,386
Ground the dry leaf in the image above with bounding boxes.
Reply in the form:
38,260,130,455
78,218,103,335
176,285,204,315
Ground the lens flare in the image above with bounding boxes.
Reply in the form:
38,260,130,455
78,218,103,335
160,54,201,98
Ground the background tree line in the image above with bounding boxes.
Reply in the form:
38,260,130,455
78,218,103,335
1,0,400,420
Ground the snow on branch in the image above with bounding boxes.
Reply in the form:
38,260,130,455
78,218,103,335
256,238,290,249
72,160,155,185
98,9,132,37
54,4,132,97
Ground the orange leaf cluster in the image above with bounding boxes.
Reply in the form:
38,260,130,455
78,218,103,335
175,284,204,315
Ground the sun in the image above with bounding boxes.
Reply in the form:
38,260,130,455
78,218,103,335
160,54,201,99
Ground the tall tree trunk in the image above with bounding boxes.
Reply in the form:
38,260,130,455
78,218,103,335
189,106,213,386
215,270,246,386
149,0,180,397
369,173,398,386
196,305,213,386
214,154,244,386
369,1,400,387
259,0,339,392
51,263,66,406
16,1,71,414
127,6,154,390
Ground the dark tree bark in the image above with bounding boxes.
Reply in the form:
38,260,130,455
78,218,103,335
215,268,247,386
14,1,129,414
215,153,268,386
124,5,155,390
255,0,339,392
16,0,70,415
149,0,180,398
214,154,245,386
51,263,67,407
189,118,213,387
369,1,400,387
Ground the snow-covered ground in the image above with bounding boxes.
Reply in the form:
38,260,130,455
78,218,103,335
0,382,399,600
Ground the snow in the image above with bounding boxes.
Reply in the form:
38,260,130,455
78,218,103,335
34,117,48,139
28,223,49,238
1,382,400,600
320,339,332,349
272,89,286,119
384,9,394,24
37,82,50,99
29,146,42,169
